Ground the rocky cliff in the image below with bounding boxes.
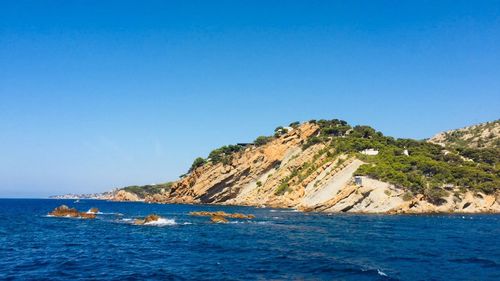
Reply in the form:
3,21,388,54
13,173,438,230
142,120,500,214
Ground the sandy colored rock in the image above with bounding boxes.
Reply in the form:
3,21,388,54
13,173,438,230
144,214,161,223
210,215,228,223
189,211,254,219
49,205,80,217
96,121,498,214
79,212,96,219
48,205,97,219
112,190,141,202
133,214,162,225
134,219,145,225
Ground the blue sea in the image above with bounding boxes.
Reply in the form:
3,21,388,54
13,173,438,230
0,199,499,280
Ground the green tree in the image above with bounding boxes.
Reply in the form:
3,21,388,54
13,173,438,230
189,157,207,172
254,136,273,146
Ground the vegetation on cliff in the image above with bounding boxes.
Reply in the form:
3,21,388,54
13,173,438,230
182,119,498,204
301,119,499,201
121,182,172,198
208,145,245,165
254,136,274,146
429,119,500,149
123,118,498,208
188,125,297,171
239,118,499,203
189,157,207,172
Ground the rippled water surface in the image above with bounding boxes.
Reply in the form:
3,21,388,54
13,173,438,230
1,199,499,280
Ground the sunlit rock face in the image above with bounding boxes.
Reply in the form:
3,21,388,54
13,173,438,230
138,121,500,214
48,205,97,219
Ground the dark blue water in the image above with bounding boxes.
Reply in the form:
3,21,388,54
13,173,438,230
1,199,499,280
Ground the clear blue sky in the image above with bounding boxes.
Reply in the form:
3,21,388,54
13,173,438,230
1,1,499,197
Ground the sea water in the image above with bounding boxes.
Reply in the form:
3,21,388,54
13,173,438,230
0,199,499,280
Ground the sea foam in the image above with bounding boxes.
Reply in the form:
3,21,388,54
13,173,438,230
143,218,177,226
377,269,388,276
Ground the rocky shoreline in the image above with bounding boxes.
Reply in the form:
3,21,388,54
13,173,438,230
51,120,500,215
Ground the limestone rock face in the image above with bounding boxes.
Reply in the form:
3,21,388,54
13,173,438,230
163,123,320,205
112,190,141,202
134,122,499,214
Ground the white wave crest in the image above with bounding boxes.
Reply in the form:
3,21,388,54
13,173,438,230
377,269,387,276
143,218,177,226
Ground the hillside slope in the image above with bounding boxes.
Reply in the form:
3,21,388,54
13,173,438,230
429,120,500,149
137,119,499,213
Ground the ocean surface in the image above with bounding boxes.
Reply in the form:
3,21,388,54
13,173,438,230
0,199,499,281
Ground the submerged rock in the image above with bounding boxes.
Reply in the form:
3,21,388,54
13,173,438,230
230,213,255,219
87,207,99,214
190,211,254,223
48,205,97,219
210,215,228,223
79,212,97,219
189,211,255,219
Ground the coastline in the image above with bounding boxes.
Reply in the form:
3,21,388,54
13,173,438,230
41,198,500,215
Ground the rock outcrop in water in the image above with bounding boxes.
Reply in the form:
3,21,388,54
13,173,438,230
48,205,97,219
133,214,163,225
210,215,228,223
190,211,255,223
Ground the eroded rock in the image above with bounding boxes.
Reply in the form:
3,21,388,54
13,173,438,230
189,211,255,219
133,214,162,225
48,205,97,219
210,215,229,223
49,205,80,217
79,212,97,219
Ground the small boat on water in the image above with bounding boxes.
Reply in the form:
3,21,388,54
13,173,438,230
74,199,80,203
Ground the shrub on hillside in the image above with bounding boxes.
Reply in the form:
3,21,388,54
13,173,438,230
208,145,243,165
189,157,207,172
254,136,273,146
